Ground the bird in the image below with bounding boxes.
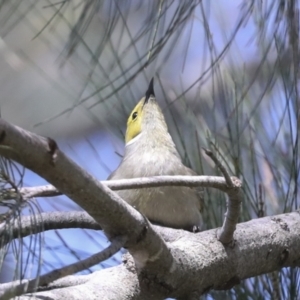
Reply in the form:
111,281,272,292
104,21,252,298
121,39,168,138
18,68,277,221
108,78,203,231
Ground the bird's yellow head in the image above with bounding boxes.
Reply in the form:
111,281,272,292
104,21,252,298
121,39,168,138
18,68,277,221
125,99,144,144
125,78,167,144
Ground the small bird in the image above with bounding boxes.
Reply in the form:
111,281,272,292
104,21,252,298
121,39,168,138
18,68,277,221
109,78,203,231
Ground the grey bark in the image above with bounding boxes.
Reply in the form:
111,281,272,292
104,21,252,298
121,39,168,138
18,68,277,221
5,212,300,299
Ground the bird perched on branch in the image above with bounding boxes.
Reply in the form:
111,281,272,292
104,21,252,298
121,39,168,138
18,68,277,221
109,78,203,231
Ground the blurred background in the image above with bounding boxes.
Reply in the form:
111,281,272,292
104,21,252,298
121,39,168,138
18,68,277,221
0,0,299,299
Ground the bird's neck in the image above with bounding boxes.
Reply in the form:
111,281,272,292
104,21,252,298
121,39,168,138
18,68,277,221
125,130,179,158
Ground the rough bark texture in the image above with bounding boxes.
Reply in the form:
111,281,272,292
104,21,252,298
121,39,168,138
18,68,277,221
6,212,300,300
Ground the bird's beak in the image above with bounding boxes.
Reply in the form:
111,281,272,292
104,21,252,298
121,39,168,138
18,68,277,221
144,77,155,104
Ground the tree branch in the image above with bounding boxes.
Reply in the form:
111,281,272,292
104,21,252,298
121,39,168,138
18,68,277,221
0,118,167,248
4,175,238,199
203,148,234,187
203,148,242,244
0,236,126,300
0,211,102,247
9,212,300,299
0,210,199,247
216,176,243,244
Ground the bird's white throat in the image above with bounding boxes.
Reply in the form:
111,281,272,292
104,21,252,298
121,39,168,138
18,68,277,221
126,133,142,146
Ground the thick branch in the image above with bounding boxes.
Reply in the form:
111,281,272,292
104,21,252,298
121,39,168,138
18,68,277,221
0,119,145,240
10,212,300,299
0,118,175,291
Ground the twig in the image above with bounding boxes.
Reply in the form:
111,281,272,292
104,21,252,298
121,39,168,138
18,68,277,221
203,148,233,187
0,211,101,247
0,235,126,300
217,177,243,244
3,175,238,200
203,148,242,244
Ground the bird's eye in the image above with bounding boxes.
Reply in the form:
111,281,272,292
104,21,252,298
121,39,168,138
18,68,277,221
132,112,138,120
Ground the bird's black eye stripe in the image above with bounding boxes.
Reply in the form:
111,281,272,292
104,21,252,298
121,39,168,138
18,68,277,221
132,112,138,120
